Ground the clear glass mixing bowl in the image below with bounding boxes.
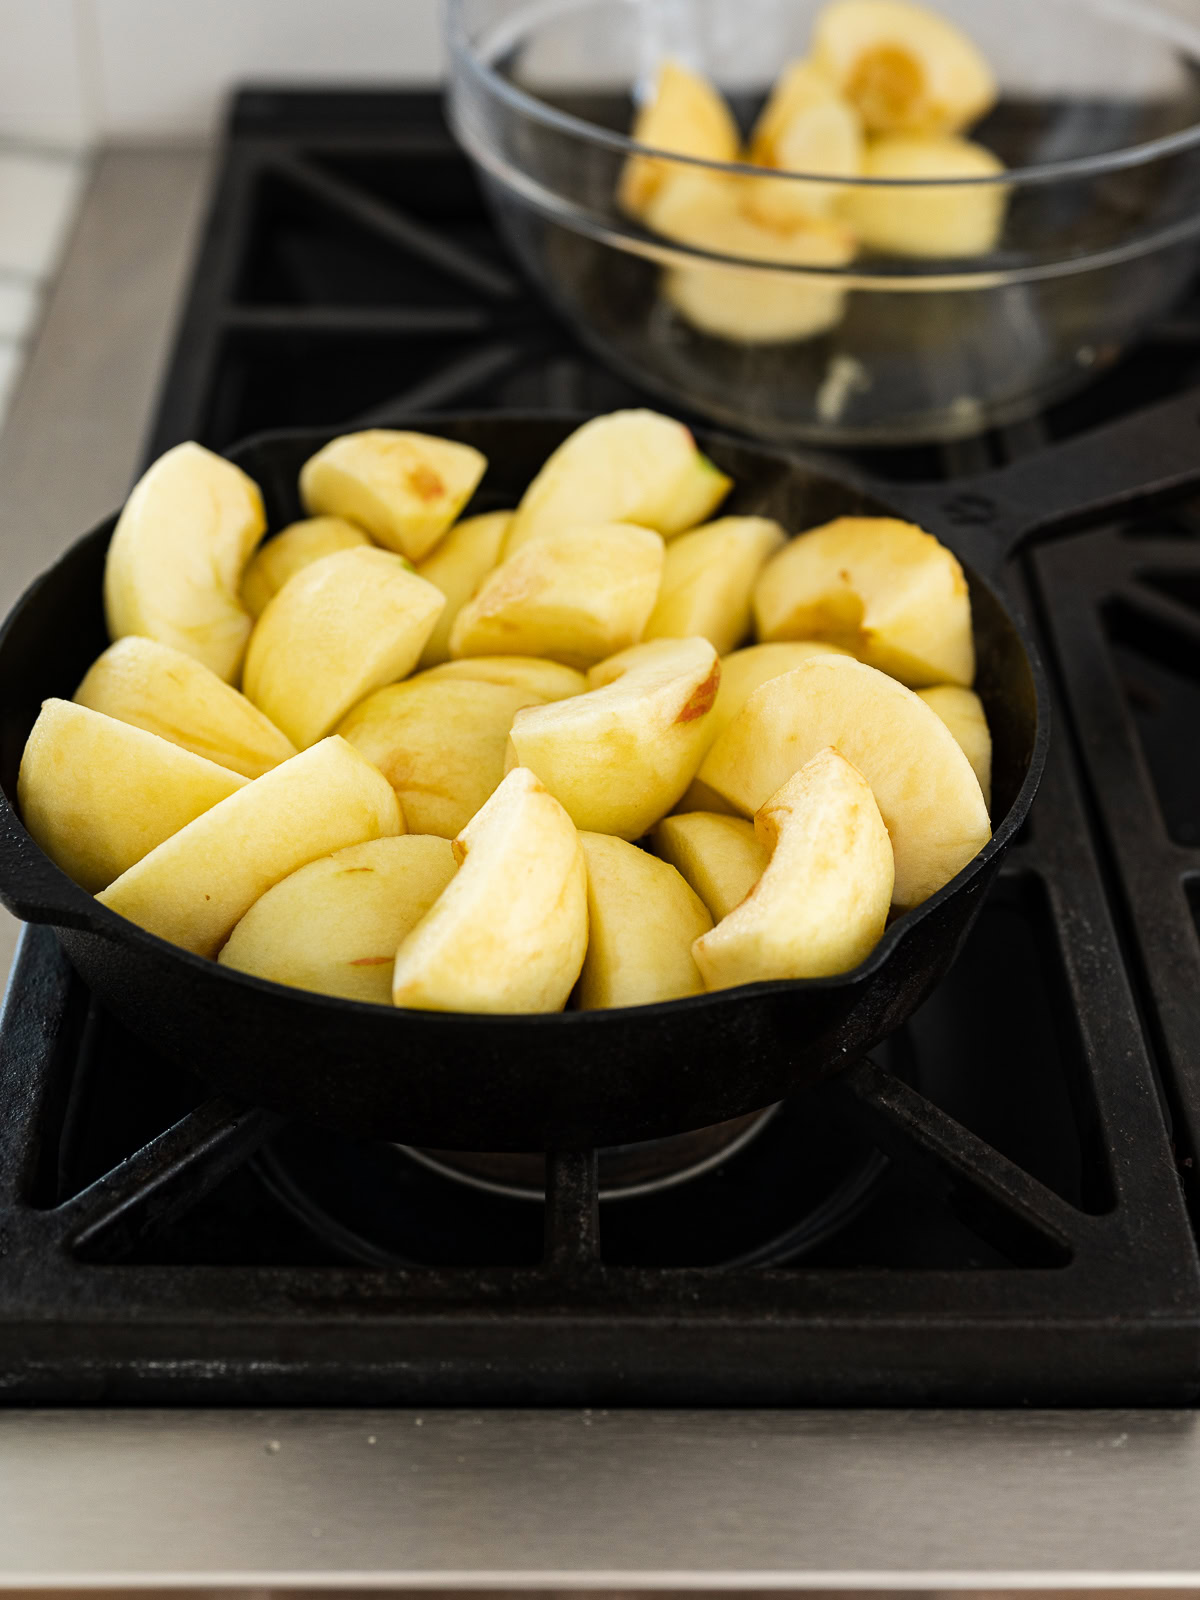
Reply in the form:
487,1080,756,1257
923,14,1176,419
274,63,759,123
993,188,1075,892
446,0,1200,443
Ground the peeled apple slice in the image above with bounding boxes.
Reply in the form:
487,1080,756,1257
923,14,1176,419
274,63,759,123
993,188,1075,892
240,516,373,620
391,767,587,1015
75,636,296,780
917,684,991,810
648,172,855,344
812,0,997,136
508,636,720,840
422,656,586,702
707,641,851,746
746,61,864,227
844,134,1007,257
415,511,511,667
103,441,265,683
650,811,769,922
576,833,712,1009
504,411,731,552
219,835,457,1006
242,547,445,748
449,522,664,669
753,515,974,688
299,430,487,562
18,699,246,894
618,59,741,218
696,653,990,908
97,736,403,958
337,676,544,839
693,747,894,988
644,516,786,654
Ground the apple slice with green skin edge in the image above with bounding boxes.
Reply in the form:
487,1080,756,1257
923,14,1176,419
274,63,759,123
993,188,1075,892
242,546,444,749
337,676,546,839
503,411,731,554
693,747,894,988
753,514,974,688
75,636,296,780
644,516,786,655
650,811,769,922
391,766,587,1015
696,653,990,909
618,60,741,219
97,736,402,959
844,134,1007,258
103,441,265,684
917,684,991,811
415,511,511,668
218,835,457,1006
508,636,720,841
18,699,247,894
299,430,487,563
449,522,664,670
812,0,997,137
240,516,374,620
576,833,712,1009
422,655,586,702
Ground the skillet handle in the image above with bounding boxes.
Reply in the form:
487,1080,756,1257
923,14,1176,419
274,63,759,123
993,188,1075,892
884,383,1200,578
0,811,111,935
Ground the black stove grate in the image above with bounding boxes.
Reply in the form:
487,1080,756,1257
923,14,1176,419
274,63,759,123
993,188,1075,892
1,89,1198,1405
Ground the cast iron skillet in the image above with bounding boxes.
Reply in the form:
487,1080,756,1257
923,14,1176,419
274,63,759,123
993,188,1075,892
1,393,1198,1150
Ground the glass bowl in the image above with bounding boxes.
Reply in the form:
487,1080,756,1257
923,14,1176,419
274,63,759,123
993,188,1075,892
446,0,1200,444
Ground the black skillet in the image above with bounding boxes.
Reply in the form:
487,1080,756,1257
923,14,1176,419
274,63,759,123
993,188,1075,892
1,391,1198,1150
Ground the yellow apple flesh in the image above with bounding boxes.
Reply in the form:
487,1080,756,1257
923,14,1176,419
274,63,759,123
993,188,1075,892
391,766,587,1014
747,60,864,226
576,832,712,1008
18,699,246,894
97,736,403,957
239,516,374,620
917,684,991,810
644,516,786,653
242,546,444,748
618,59,741,218
103,440,265,683
415,510,511,666
650,811,769,921
693,746,894,987
219,835,457,1005
844,134,1007,257
422,655,585,701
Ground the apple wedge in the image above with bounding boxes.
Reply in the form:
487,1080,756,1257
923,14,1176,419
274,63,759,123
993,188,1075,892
697,654,990,907
746,61,864,227
103,441,265,683
618,60,741,218
423,655,585,701
576,833,712,1009
650,811,769,921
693,747,894,987
75,636,296,779
644,516,786,653
242,546,444,748
97,736,402,957
240,516,373,620
918,685,992,810
812,0,997,135
753,514,974,687
508,636,719,839
219,835,457,1005
337,676,544,838
449,522,664,669
392,766,586,1014
504,411,731,552
415,510,511,667
299,430,487,562
18,699,247,894
844,134,1007,258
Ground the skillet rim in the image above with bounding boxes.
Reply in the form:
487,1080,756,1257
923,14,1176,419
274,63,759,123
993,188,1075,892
0,414,1049,1026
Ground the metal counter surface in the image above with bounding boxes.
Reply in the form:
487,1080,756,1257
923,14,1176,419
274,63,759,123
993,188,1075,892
0,147,1197,1596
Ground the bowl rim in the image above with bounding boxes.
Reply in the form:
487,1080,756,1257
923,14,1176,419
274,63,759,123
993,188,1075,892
446,0,1200,190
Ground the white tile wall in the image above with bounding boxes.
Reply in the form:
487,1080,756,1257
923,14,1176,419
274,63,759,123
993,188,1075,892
0,0,95,148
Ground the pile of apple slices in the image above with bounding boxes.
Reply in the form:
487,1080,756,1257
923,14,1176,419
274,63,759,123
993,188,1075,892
620,0,1006,342
17,407,992,1014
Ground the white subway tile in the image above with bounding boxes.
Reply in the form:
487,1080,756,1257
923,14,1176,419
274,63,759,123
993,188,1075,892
91,0,445,140
0,281,41,342
0,341,25,431
0,0,95,147
0,154,87,278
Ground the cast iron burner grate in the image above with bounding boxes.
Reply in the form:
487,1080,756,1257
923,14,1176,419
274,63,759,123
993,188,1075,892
0,90,1198,1405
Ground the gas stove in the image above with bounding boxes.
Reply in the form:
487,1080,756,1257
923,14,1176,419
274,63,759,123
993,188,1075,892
1,89,1198,1408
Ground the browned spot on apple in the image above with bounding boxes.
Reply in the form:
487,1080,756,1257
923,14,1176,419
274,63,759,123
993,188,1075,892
339,866,375,874
452,839,469,866
349,955,393,967
676,664,720,723
409,464,445,502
